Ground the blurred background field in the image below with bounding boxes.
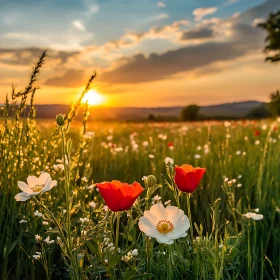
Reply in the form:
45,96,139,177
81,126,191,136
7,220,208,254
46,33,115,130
1,109,280,278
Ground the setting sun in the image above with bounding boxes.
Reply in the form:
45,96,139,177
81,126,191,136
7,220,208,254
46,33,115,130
82,89,104,106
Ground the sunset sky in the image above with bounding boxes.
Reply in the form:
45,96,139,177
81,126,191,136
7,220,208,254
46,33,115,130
0,0,280,107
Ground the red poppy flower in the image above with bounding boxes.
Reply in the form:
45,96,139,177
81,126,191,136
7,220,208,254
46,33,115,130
174,164,206,193
255,131,260,136
96,180,144,212
273,126,277,131
167,142,174,147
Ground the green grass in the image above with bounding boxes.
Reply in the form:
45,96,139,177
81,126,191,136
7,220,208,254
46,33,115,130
1,117,280,279
0,53,280,279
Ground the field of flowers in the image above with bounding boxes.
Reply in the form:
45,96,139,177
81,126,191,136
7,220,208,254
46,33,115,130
0,56,280,280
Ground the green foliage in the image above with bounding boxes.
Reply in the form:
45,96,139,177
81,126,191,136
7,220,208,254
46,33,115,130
258,11,280,63
181,104,200,121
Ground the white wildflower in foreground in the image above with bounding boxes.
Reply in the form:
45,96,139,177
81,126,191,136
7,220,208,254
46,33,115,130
139,203,190,244
15,173,57,202
243,212,263,220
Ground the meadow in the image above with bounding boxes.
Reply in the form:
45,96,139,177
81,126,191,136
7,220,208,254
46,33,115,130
0,56,280,280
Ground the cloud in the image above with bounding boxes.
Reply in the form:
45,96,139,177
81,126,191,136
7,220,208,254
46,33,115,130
252,18,265,26
224,0,240,6
45,69,86,87
157,2,166,8
193,7,218,21
232,12,240,18
0,48,77,66
81,20,189,59
180,28,215,40
151,13,169,21
72,20,86,31
99,22,263,84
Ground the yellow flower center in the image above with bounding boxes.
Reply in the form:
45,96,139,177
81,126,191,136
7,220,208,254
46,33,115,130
156,220,174,234
31,184,44,192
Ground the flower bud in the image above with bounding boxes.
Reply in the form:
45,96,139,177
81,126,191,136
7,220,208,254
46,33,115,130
166,162,174,178
146,175,157,187
56,114,64,126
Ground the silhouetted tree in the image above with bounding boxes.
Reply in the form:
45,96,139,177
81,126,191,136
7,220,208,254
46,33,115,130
269,90,280,116
148,114,156,121
247,104,271,119
181,104,200,121
258,11,280,63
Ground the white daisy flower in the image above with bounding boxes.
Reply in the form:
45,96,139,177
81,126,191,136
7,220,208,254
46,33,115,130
139,203,190,244
15,173,57,202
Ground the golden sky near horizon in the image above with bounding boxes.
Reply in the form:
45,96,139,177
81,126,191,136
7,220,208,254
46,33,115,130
0,0,279,107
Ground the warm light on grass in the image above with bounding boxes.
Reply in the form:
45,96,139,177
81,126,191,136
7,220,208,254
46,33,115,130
82,89,104,106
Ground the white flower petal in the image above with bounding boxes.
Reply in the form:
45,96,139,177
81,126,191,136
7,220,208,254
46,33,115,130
156,235,174,244
18,181,32,194
149,203,167,220
39,172,51,185
139,217,158,237
143,211,158,226
50,180,57,189
27,176,39,188
15,192,31,201
251,214,263,220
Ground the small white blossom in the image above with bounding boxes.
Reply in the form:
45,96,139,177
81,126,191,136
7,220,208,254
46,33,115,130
80,217,89,224
34,210,43,217
35,234,42,242
44,236,55,245
243,212,263,220
131,249,138,256
89,201,96,208
15,173,57,202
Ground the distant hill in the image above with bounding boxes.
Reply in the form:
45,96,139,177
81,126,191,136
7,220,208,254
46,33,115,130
7,100,264,121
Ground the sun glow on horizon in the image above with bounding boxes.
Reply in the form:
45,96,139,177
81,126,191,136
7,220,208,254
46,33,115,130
82,89,105,106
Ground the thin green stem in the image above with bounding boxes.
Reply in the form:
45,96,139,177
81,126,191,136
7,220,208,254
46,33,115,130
115,212,121,253
61,127,71,249
60,127,80,280
186,193,194,244
146,237,151,276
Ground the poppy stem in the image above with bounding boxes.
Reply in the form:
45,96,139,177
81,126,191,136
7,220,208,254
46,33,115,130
186,193,194,244
115,212,121,254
